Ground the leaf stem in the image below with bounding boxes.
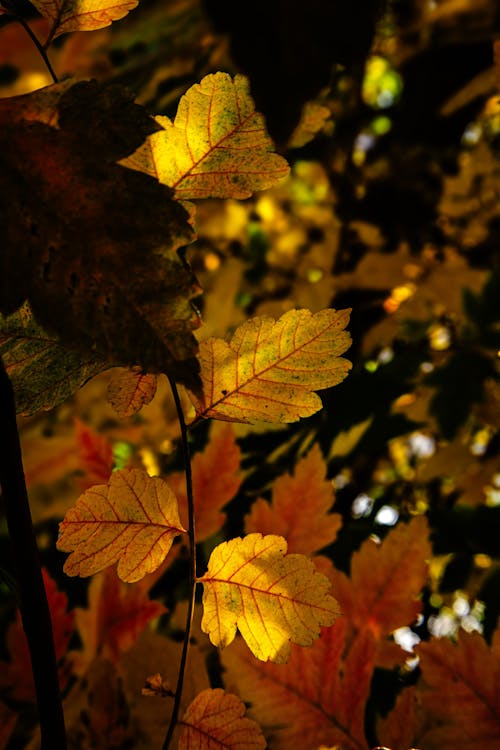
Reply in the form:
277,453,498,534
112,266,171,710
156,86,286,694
7,12,59,83
0,357,67,750
163,377,197,750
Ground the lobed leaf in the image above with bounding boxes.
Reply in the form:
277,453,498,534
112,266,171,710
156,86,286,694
57,468,186,582
31,0,138,43
199,533,340,663
188,308,352,424
122,72,290,200
179,688,266,750
107,367,158,418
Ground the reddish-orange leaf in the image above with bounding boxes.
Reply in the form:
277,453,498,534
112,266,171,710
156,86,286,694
416,629,500,750
57,468,186,582
168,422,242,542
188,308,352,424
245,442,341,555
376,687,425,750
30,0,138,44
330,517,430,644
107,367,158,418
179,688,266,750
75,418,114,490
0,702,16,750
222,617,375,750
0,569,74,702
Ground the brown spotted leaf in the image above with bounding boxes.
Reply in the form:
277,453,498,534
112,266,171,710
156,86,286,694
57,468,186,582
31,0,138,44
107,367,158,418
188,308,352,424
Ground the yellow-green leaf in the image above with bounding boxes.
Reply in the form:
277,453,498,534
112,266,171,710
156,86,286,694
122,72,290,200
31,0,138,43
57,469,185,583
188,308,352,424
198,533,340,663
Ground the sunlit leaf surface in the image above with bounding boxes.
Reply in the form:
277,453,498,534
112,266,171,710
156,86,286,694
31,0,138,42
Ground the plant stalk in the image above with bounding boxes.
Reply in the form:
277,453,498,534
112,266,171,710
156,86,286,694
5,11,59,83
162,377,197,750
0,357,67,750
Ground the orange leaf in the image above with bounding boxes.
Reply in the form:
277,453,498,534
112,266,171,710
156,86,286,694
222,617,375,750
30,0,138,43
198,533,340,663
416,629,500,750
169,422,242,542
376,687,425,750
245,442,341,554
57,468,186,582
330,517,430,643
188,308,352,424
75,418,114,490
123,72,290,200
179,688,266,750
107,367,158,418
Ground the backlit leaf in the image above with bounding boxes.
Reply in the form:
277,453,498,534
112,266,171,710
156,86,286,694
0,303,106,415
122,72,290,200
57,468,186,582
107,367,158,418
198,533,340,663
245,443,342,555
31,0,138,43
188,308,352,424
179,688,266,750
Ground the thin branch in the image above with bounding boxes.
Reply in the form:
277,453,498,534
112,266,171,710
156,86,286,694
0,357,67,750
6,12,59,83
162,377,197,750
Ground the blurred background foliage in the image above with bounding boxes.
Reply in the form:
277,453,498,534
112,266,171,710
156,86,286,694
1,0,500,728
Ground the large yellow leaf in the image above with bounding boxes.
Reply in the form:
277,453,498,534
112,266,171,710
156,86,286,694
198,533,340,663
122,72,290,200
188,308,352,424
179,688,266,750
31,0,138,44
57,468,185,582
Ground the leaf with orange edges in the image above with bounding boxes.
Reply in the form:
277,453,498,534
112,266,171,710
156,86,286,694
245,442,341,555
188,308,352,424
122,72,290,200
222,616,376,750
179,688,266,750
415,629,500,750
30,0,138,44
107,367,158,417
198,533,340,663
57,468,185,582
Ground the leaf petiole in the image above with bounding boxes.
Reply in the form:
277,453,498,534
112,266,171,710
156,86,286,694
4,10,58,83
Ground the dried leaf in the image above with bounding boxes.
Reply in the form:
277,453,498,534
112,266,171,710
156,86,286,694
188,308,352,424
123,72,290,199
31,0,138,43
376,687,425,750
179,688,266,750
199,533,340,663
57,468,186,582
107,367,158,417
75,418,114,490
245,443,341,555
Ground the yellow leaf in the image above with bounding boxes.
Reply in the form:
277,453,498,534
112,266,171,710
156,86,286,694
57,468,185,582
179,688,266,750
188,308,352,424
31,0,138,43
122,72,290,200
198,533,340,663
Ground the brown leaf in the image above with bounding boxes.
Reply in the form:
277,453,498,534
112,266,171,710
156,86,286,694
107,367,158,418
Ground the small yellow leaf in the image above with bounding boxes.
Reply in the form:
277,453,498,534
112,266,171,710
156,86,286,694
57,469,185,582
123,72,290,200
199,533,340,663
31,0,138,43
179,688,266,750
188,308,352,424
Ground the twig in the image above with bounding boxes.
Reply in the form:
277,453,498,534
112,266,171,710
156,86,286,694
162,377,197,750
4,11,58,83
0,357,67,750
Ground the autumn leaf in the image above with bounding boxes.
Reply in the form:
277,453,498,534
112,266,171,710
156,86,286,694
188,308,352,424
245,442,341,555
178,689,266,750
415,628,500,750
0,703,16,750
57,468,186,582
75,418,114,490
198,533,340,663
122,72,290,200
376,687,427,750
222,616,376,750
0,79,201,392
168,422,242,542
30,0,138,45
0,303,107,415
107,367,158,418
